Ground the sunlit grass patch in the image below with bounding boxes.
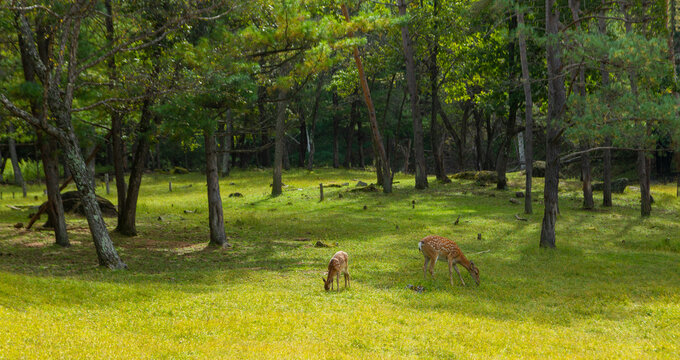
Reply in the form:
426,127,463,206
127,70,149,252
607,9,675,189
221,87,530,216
1,169,679,358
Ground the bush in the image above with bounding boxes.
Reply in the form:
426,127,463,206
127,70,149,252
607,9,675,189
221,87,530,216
1,159,43,183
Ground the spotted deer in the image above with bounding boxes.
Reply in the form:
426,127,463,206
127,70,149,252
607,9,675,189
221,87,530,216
322,251,350,291
418,235,480,286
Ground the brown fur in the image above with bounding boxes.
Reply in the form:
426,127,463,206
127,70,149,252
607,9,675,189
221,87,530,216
418,235,480,286
323,251,350,291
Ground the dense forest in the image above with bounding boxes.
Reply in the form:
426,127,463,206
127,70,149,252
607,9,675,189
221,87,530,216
1,0,679,269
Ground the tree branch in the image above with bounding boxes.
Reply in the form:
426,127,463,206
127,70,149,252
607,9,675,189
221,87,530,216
0,93,63,139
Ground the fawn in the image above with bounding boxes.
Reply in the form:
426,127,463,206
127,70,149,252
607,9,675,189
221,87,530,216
418,235,480,286
323,251,350,291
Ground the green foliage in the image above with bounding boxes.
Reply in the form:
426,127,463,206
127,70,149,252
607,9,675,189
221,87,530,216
1,158,43,183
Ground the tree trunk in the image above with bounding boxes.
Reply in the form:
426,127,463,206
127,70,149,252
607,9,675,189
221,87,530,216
0,146,5,183
398,0,427,189
307,77,323,171
580,147,594,209
498,12,520,190
5,10,126,269
540,0,566,249
105,0,130,228
473,109,483,171
638,151,652,216
428,0,449,183
8,123,27,197
598,8,613,207
344,99,357,168
61,129,126,268
517,8,534,214
272,88,288,196
117,97,154,236
332,92,340,168
341,4,393,192
219,116,232,176
623,4,651,217
298,113,307,168
568,0,593,210
38,131,69,247
402,139,412,174
204,129,230,248
357,116,365,168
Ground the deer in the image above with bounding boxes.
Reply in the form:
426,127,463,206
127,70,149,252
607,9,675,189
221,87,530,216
418,235,480,287
322,251,350,291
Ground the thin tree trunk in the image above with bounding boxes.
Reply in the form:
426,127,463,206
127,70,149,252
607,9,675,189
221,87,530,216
105,0,129,227
219,115,232,176
332,92,340,168
638,151,652,216
376,73,396,186
430,0,450,183
17,20,67,245
497,12,520,190
272,88,288,196
517,8,534,214
398,0,427,189
39,131,69,246
298,111,307,168
393,90,407,171
540,0,566,249
341,4,393,192
204,129,230,248
344,99,357,169
581,146,595,210
624,4,651,216
437,98,463,171
568,0,594,210
357,116,365,168
307,77,323,171
402,139,412,174
117,97,154,236
598,7,613,207
474,109,483,171
8,123,27,197
0,146,5,183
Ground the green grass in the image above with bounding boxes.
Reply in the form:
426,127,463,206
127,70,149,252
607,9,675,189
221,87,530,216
1,168,679,359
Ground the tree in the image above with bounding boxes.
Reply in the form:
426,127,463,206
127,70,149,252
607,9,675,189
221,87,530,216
517,5,534,214
398,0,427,190
540,0,566,249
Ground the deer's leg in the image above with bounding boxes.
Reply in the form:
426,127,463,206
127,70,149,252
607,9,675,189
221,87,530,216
429,256,437,278
448,258,455,287
453,263,466,286
336,273,340,292
423,256,430,279
344,271,350,288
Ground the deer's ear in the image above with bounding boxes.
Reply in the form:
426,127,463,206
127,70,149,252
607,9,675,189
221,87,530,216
322,277,326,283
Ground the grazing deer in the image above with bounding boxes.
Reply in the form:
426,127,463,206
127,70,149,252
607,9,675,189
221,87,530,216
323,251,350,291
418,235,480,286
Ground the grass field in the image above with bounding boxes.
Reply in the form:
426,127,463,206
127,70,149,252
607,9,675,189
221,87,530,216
1,169,679,359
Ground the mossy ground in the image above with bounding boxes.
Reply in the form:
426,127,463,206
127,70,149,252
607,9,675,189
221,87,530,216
1,169,679,359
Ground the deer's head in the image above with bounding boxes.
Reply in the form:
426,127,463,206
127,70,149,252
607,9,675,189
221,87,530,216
322,276,331,291
468,261,480,286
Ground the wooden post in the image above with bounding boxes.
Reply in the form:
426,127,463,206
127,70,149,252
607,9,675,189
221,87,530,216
169,181,172,192
319,183,324,201
105,173,110,194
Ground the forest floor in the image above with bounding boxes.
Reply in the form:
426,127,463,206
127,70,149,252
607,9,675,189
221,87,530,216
0,169,679,359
